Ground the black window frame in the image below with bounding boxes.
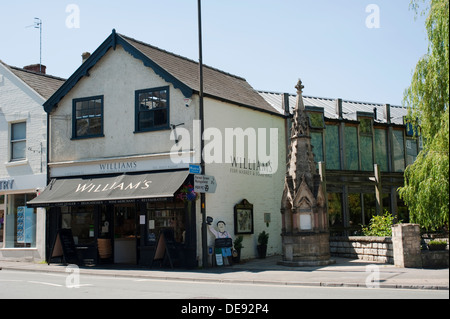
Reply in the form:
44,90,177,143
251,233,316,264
135,86,170,133
72,95,104,140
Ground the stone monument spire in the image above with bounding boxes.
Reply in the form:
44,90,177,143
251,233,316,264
287,79,318,193
279,79,334,267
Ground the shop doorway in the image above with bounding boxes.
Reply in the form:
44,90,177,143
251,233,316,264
113,204,137,264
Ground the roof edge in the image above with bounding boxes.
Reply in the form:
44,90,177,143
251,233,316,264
43,29,194,113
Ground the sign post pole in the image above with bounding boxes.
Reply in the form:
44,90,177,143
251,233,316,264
198,0,208,269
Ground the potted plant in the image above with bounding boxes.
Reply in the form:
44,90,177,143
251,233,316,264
232,236,244,263
257,231,269,259
427,240,448,251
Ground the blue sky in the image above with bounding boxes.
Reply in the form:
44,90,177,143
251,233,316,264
0,1,428,105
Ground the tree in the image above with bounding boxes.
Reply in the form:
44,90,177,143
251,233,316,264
398,0,449,231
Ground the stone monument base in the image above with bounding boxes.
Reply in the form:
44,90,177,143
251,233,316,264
279,232,335,267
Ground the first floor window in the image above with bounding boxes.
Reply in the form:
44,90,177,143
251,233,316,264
135,87,169,132
11,122,26,161
73,96,104,139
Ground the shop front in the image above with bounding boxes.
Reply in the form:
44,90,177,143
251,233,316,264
28,170,197,268
0,174,47,261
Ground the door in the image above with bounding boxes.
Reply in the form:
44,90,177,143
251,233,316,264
113,204,137,264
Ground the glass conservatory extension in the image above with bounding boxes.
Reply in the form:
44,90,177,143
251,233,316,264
259,92,421,235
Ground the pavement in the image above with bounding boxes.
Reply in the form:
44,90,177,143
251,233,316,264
0,256,448,291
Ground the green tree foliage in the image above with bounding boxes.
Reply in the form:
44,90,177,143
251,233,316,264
362,212,395,237
399,0,449,231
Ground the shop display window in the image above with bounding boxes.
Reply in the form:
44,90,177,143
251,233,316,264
114,205,136,239
61,206,96,245
4,193,37,248
143,201,185,245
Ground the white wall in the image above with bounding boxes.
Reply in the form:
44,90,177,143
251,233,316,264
0,65,47,179
49,45,197,163
46,44,287,263
201,97,286,260
0,64,47,261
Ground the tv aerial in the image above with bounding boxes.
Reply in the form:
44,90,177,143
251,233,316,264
26,18,43,73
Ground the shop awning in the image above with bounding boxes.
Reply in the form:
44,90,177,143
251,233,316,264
27,170,190,207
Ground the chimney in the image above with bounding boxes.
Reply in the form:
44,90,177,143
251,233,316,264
23,64,46,74
82,52,91,64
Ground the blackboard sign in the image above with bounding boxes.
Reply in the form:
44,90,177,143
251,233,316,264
152,229,180,269
48,229,79,265
215,238,232,248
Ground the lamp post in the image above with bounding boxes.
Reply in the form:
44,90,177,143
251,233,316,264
198,0,208,268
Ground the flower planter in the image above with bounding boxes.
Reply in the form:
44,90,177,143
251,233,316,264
428,243,447,251
232,249,241,264
257,245,267,259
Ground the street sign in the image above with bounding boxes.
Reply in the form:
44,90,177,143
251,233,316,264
189,164,202,175
194,174,217,194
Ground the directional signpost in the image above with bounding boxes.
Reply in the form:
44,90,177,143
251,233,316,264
194,175,217,194
189,164,202,175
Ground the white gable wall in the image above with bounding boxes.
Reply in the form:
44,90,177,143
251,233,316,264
202,97,286,260
0,63,47,261
49,45,197,164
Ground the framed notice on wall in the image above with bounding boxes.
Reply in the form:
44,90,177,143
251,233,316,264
234,199,254,235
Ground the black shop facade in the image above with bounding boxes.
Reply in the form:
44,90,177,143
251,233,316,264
28,156,198,268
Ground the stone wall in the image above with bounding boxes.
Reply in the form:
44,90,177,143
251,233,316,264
331,226,449,269
392,224,422,268
330,236,393,264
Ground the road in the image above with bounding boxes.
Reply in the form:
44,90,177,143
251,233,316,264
0,269,447,300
